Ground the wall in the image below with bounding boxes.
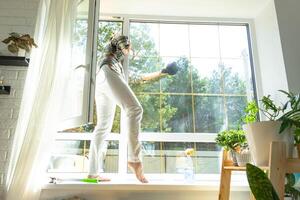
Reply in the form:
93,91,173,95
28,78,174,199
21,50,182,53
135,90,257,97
253,0,289,107
0,0,39,199
273,0,300,93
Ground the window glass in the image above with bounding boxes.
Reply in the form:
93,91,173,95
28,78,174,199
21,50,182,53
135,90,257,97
48,140,119,173
127,142,221,174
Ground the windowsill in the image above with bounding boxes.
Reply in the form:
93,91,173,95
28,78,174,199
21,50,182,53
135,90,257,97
42,174,250,192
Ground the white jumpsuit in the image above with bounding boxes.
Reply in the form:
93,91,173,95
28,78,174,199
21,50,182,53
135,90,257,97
88,62,143,175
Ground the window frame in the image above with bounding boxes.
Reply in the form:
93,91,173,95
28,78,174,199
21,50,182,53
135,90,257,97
53,15,259,177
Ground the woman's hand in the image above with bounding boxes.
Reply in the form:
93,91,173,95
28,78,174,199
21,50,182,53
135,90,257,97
161,62,178,75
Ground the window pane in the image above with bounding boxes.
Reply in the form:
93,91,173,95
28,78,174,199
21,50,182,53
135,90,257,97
129,56,161,93
137,94,161,132
194,96,225,133
160,24,189,57
191,58,222,94
226,96,247,130
190,25,220,58
222,59,247,94
48,140,119,173
132,142,221,174
161,57,192,93
130,22,159,57
219,25,249,58
163,95,193,133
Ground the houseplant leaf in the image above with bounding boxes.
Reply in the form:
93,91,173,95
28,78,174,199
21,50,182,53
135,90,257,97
246,163,280,200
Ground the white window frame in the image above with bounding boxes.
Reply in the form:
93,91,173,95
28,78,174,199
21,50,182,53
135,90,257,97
53,14,258,178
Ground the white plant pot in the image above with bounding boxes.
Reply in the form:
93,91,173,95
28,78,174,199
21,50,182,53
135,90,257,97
243,121,293,166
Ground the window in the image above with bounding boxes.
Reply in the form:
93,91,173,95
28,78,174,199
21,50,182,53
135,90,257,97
48,15,256,177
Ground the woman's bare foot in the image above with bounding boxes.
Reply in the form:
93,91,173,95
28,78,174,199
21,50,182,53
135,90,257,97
87,174,111,182
128,162,148,183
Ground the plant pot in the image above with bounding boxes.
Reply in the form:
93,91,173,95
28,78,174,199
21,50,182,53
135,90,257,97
235,151,252,167
243,121,294,166
228,150,238,166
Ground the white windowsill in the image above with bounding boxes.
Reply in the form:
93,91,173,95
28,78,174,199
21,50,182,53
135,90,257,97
42,174,250,192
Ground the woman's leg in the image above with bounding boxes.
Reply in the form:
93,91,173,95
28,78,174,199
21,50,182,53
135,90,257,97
102,66,147,183
88,72,116,179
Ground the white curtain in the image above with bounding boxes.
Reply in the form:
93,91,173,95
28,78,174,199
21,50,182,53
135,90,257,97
5,0,77,199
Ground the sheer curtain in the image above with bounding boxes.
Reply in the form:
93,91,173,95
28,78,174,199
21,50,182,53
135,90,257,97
5,0,78,199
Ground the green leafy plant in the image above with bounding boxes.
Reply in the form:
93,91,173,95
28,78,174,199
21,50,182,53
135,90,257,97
242,101,259,124
246,163,280,200
294,129,300,145
2,32,37,54
260,95,284,121
215,129,247,151
277,90,300,134
256,90,300,134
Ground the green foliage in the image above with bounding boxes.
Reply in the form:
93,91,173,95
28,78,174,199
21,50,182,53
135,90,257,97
215,129,246,151
294,129,300,144
258,90,300,134
278,90,300,134
246,163,280,200
242,101,259,124
260,95,283,121
285,173,300,199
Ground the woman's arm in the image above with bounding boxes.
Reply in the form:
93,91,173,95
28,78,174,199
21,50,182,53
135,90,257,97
140,71,168,81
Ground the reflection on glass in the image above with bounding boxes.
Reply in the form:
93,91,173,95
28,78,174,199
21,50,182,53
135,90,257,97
134,142,221,174
137,94,160,132
163,95,193,133
130,22,159,57
160,24,189,57
222,59,247,94
190,25,220,58
194,96,225,133
219,25,249,58
48,140,119,173
226,96,247,130
191,58,221,94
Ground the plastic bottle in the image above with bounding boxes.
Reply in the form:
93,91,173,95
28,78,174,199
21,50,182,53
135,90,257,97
184,155,195,183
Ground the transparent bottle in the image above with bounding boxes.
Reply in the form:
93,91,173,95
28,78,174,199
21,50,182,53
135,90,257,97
183,155,195,183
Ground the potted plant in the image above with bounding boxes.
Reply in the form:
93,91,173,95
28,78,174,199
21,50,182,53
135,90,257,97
242,90,300,166
2,32,37,57
215,129,249,166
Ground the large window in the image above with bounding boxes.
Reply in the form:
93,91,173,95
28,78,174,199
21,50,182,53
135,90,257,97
48,17,256,177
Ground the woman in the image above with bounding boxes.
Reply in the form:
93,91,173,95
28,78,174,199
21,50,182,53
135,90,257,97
88,35,177,183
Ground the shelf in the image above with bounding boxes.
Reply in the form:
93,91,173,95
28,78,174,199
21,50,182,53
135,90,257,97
223,166,269,171
0,56,29,66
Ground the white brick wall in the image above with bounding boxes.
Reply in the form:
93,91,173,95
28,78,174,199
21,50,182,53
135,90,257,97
0,66,28,199
0,0,39,199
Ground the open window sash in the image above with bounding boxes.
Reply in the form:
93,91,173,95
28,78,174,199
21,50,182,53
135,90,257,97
59,0,99,130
